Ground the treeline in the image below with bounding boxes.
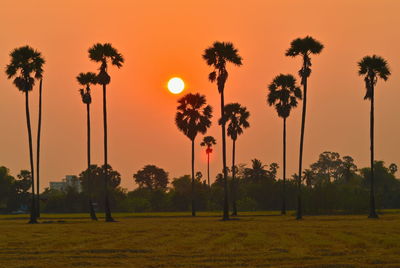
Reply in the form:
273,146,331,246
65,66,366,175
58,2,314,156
1,151,399,214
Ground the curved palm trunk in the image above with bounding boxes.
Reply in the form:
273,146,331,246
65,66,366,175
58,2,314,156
103,84,114,222
87,103,98,221
36,78,42,218
231,139,237,216
369,86,378,218
220,90,229,221
296,74,307,220
191,139,196,216
282,117,287,215
26,91,37,224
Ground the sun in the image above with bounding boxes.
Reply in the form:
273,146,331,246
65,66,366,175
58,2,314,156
168,77,185,94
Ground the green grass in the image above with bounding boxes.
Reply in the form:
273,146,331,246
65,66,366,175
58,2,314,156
1,212,400,267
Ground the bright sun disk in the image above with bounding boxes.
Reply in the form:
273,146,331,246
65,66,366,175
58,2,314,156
168,77,185,94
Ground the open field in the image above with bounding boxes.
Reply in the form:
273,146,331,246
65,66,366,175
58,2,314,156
1,212,400,268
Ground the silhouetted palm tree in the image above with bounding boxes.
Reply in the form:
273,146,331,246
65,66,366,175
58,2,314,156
203,41,242,220
200,136,216,187
6,46,44,224
358,55,390,218
77,72,98,221
220,103,250,216
286,36,323,219
268,74,302,215
88,43,124,222
176,93,212,216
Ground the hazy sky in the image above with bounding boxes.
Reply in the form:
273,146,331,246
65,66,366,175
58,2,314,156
0,0,399,191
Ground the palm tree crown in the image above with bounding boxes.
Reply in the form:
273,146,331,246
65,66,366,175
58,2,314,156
77,72,97,105
358,55,391,100
219,103,250,141
202,41,242,92
88,43,124,85
176,93,213,141
268,74,302,118
285,36,323,84
6,46,45,92
200,136,216,154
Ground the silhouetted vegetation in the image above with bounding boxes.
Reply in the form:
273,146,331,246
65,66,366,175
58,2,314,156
203,41,243,220
267,74,302,215
358,55,391,218
285,36,324,219
88,43,124,222
175,93,213,216
1,152,399,215
220,103,250,216
5,46,45,223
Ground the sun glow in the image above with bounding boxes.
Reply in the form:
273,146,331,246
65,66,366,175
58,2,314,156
167,77,185,94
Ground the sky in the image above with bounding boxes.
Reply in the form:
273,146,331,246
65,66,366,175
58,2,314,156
0,0,399,191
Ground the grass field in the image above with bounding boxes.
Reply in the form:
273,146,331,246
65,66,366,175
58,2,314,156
1,212,400,268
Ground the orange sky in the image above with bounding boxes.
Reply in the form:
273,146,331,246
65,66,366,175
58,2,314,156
0,0,399,191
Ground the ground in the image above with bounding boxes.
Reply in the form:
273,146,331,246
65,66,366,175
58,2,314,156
1,211,400,268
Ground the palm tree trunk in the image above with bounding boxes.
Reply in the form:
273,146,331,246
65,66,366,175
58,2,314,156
26,91,37,224
297,73,307,220
207,152,210,187
231,139,237,216
191,139,196,216
220,90,229,221
369,86,378,218
87,103,98,221
36,78,42,218
103,84,114,222
282,117,287,215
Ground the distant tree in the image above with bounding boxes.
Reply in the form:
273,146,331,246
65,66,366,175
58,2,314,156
220,103,250,216
389,163,397,176
89,43,124,222
77,72,98,220
303,169,314,187
16,170,32,210
175,93,212,216
338,156,358,182
200,136,216,186
203,41,243,220
244,159,268,182
6,46,45,223
358,55,391,218
79,164,122,211
268,73,302,215
286,36,324,220
310,151,342,183
133,165,169,191
0,167,15,211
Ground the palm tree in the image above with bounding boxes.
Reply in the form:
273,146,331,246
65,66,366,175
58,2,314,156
5,46,44,224
220,103,250,216
203,41,242,220
267,74,302,215
88,43,124,222
77,72,98,221
286,36,323,220
200,136,216,187
176,93,212,216
358,55,390,218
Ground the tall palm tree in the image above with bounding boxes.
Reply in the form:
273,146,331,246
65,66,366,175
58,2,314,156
200,136,216,187
77,72,98,221
267,74,302,215
286,36,323,220
36,77,44,218
5,46,44,224
219,103,250,216
358,55,390,218
176,93,212,216
88,43,124,222
203,41,242,220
